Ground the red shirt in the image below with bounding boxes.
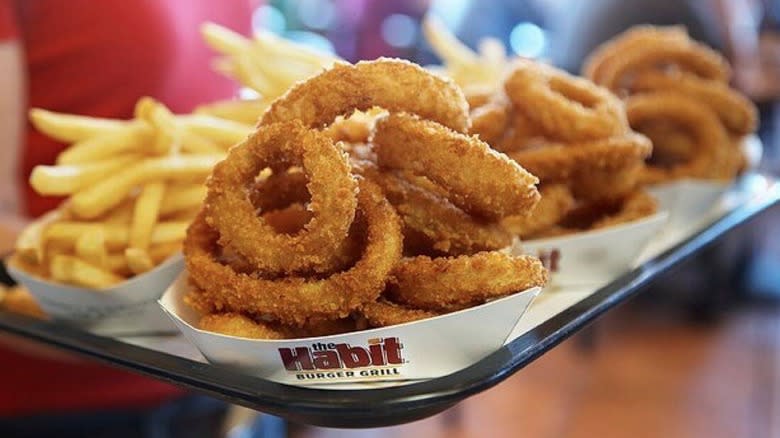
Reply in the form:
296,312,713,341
0,0,251,416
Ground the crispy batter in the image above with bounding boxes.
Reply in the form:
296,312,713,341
583,25,691,85
504,60,626,142
502,184,575,238
506,133,652,183
356,160,512,254
261,58,471,133
629,70,758,136
627,93,734,182
373,112,540,220
199,312,357,339
359,299,441,328
594,39,731,92
386,253,548,312
205,121,358,275
185,179,403,326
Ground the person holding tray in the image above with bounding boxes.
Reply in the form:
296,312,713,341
0,1,252,436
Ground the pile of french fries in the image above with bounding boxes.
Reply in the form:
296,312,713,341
195,22,340,125
13,97,253,288
423,15,510,94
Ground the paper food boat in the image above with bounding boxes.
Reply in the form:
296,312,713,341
516,212,669,287
647,180,729,245
7,254,182,336
646,134,761,246
160,274,541,386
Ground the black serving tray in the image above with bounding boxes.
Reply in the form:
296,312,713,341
1,173,778,428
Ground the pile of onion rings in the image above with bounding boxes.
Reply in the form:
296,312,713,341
183,58,548,339
583,26,758,183
466,58,656,239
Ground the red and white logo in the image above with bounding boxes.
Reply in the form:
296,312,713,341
278,337,404,371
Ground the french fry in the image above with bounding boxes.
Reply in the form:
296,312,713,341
14,210,62,265
194,99,267,125
29,108,130,143
201,22,248,56
137,97,224,154
159,184,206,216
178,115,252,146
149,241,182,263
422,15,507,90
31,155,141,195
68,154,221,218
128,182,165,251
253,30,338,68
106,254,132,277
56,123,153,165
125,247,155,275
24,95,226,288
74,229,108,269
423,16,478,67
202,22,336,99
44,221,190,250
101,198,136,224
49,254,124,288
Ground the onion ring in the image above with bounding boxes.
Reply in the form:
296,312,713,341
594,41,731,93
629,70,758,136
583,25,690,84
372,112,540,220
205,121,358,275
184,178,403,326
626,92,734,182
359,299,441,328
504,60,626,142
494,111,547,153
385,252,548,312
506,133,652,183
502,184,575,238
355,160,512,255
261,58,470,133
470,99,509,146
199,312,358,339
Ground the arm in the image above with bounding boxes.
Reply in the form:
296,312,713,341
0,18,85,363
0,37,27,249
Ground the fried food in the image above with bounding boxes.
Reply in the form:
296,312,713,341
626,93,734,182
504,59,626,142
593,39,731,93
386,253,548,312
583,25,691,86
205,121,358,275
199,313,291,339
16,98,241,288
629,70,758,136
356,161,512,254
422,15,509,93
373,112,539,220
359,298,441,328
584,26,755,184
0,286,46,319
185,179,403,326
470,99,510,145
261,58,471,133
185,58,548,337
502,184,575,238
202,22,338,102
506,133,652,183
199,312,358,339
